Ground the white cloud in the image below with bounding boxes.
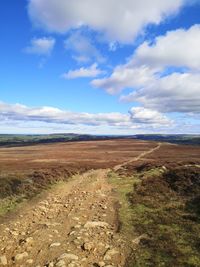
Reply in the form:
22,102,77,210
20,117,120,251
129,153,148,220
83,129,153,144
122,72,200,113
92,25,200,115
62,63,104,79
28,0,185,43
25,37,55,55
94,63,200,114
0,101,129,127
0,101,173,131
134,24,200,70
64,31,105,63
129,107,173,126
92,65,156,94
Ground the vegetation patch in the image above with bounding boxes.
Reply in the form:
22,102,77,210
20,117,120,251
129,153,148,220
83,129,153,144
0,195,26,216
108,171,140,236
125,165,200,267
0,167,78,216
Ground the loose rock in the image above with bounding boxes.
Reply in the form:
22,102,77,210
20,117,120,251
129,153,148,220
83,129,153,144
104,248,119,261
26,259,34,264
84,221,109,228
57,253,78,261
0,255,7,266
50,242,61,248
14,252,29,261
82,242,93,251
56,260,66,267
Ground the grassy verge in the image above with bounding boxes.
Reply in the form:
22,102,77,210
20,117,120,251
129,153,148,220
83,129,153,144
108,168,162,237
109,166,200,267
0,195,26,216
108,171,140,237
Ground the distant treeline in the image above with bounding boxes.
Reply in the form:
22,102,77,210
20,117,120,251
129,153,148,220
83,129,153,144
134,134,200,145
0,134,199,147
0,134,121,147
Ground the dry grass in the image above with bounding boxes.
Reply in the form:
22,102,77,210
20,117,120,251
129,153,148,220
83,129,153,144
0,139,156,172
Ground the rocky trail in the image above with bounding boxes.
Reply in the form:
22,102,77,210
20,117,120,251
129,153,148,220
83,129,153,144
0,143,161,267
0,169,127,267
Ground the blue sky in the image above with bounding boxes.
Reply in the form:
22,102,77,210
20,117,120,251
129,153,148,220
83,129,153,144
0,0,200,134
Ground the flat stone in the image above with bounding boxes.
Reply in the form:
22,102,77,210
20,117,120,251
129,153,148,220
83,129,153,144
50,242,61,248
82,242,93,251
26,259,34,264
14,252,29,261
25,237,34,244
0,255,7,266
72,217,80,221
10,231,18,236
84,221,109,228
57,253,78,261
99,262,106,267
56,260,66,267
104,249,119,261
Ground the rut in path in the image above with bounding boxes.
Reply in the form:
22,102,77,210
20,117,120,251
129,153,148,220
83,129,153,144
0,143,161,267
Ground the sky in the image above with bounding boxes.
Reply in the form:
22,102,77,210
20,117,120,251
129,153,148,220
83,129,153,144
0,0,200,135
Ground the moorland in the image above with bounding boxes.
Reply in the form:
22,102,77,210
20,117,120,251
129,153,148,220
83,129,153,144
0,137,199,267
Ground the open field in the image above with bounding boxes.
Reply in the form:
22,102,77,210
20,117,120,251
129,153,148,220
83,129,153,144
0,139,156,171
134,134,200,145
0,139,156,215
0,139,200,266
1,134,199,147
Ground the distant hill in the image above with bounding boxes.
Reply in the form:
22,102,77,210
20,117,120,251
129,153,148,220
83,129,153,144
0,133,119,147
0,133,199,147
134,134,200,145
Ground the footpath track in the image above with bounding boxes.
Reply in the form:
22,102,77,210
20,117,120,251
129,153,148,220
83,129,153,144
0,143,161,267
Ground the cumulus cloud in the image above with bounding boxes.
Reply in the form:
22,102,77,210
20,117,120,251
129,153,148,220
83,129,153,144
28,0,185,43
64,31,105,63
122,72,200,113
129,107,173,126
95,64,200,113
0,101,129,127
0,101,172,130
134,24,200,70
92,25,200,114
62,63,104,79
25,37,55,55
92,65,156,94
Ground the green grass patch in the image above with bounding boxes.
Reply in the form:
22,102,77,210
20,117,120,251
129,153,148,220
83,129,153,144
109,166,200,267
0,195,26,216
108,171,140,237
127,167,200,267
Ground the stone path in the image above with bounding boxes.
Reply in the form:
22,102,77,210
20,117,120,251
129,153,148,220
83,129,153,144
0,169,127,267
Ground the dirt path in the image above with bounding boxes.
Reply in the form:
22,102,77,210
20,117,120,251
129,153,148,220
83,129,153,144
0,143,161,267
114,142,162,171
0,169,127,267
